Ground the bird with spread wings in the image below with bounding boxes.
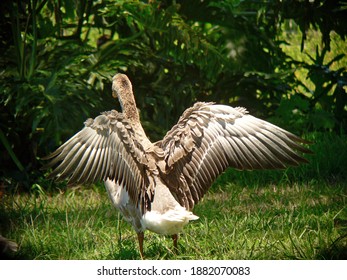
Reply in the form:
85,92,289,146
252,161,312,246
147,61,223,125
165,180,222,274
45,74,311,258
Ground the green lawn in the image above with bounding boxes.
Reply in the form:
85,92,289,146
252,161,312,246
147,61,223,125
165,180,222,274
1,133,346,260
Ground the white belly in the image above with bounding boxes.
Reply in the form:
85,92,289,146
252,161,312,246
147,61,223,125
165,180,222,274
104,179,143,232
141,206,199,235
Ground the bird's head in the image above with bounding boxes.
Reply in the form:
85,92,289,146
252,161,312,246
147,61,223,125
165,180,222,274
112,73,133,100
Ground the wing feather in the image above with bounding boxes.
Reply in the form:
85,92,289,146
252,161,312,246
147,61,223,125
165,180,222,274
44,110,148,206
160,102,311,210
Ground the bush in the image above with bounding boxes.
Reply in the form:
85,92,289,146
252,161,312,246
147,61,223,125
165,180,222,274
0,0,346,188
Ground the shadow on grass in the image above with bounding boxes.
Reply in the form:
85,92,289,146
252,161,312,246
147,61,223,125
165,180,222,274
317,217,347,260
316,233,347,260
105,238,140,260
106,234,182,260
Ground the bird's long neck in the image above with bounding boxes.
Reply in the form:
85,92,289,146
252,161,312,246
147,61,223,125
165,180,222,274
112,74,140,123
120,91,140,123
112,74,152,148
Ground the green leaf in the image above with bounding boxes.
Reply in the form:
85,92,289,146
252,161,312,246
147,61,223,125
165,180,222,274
0,129,25,172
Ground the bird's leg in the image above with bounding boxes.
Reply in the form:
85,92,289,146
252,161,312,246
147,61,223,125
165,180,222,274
172,234,178,254
137,232,145,259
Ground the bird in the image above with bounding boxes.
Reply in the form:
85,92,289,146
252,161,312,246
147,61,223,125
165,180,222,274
45,73,311,258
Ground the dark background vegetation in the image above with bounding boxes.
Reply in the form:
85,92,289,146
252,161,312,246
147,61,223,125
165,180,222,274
0,0,346,188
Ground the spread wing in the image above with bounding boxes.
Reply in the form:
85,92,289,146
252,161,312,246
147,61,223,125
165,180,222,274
159,102,311,210
44,110,148,207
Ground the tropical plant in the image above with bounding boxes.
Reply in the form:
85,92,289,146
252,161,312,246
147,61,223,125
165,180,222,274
0,0,346,188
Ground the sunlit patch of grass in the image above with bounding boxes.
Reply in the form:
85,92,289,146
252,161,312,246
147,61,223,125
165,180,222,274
189,179,346,260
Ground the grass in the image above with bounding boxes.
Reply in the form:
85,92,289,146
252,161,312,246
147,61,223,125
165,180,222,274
1,132,347,260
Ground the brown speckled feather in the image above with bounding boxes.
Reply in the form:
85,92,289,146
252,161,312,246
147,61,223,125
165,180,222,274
45,110,150,209
158,102,311,210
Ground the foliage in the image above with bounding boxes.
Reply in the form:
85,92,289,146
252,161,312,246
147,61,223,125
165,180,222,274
0,0,346,188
